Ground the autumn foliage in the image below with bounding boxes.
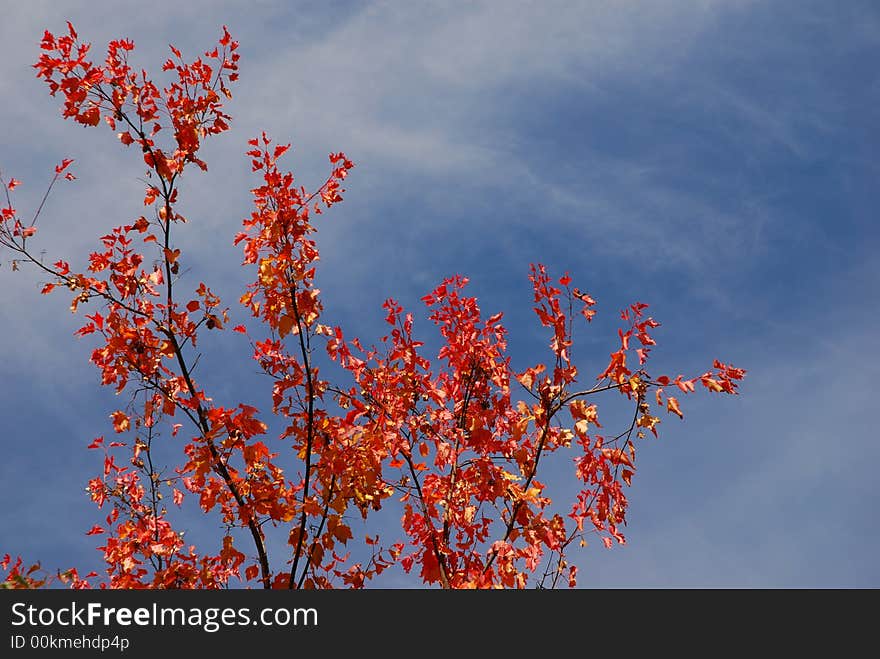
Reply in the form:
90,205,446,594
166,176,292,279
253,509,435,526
0,23,744,589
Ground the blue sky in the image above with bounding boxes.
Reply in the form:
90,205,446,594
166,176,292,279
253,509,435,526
1,0,877,588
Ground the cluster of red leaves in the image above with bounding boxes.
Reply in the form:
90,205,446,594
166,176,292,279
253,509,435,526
34,21,237,179
0,24,744,590
4,23,257,590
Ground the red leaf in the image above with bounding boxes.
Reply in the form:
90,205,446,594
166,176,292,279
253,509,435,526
76,108,100,127
55,159,74,174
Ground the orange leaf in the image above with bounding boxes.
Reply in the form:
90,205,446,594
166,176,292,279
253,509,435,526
601,448,633,468
110,411,130,433
332,524,353,544
278,314,295,338
667,396,683,419
702,377,724,393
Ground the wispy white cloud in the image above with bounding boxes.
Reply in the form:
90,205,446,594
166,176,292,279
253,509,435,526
242,1,749,158
0,0,771,354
